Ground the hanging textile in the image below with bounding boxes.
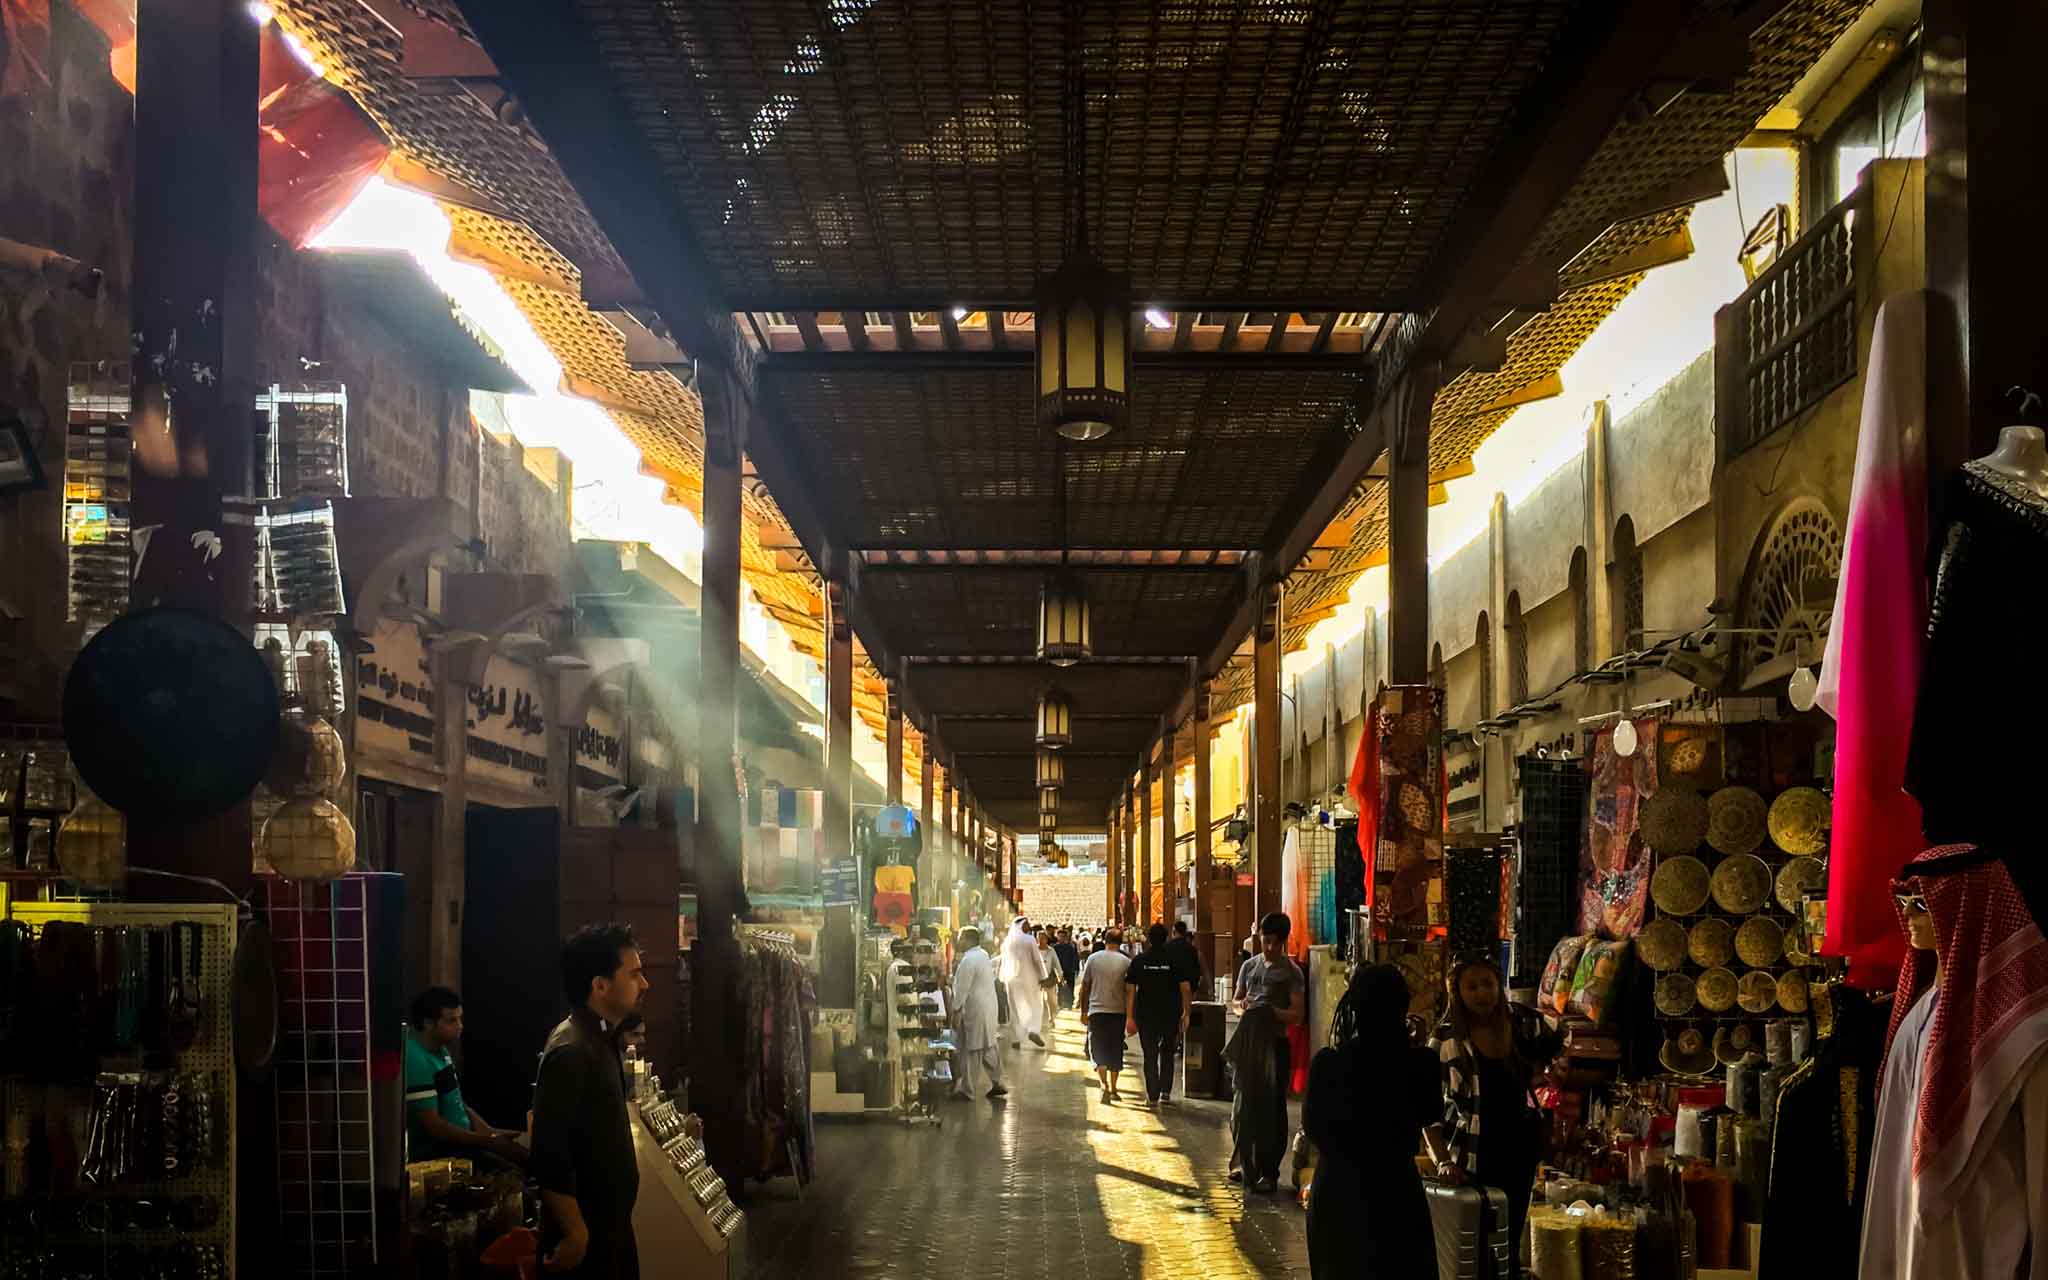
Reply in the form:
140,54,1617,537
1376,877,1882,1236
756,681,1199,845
1372,685,1444,941
1347,705,1382,931
1904,464,2048,881
1578,720,1659,938
737,939,817,1185
1516,756,1588,988
1332,821,1365,960
1816,294,1930,987
1281,825,1306,957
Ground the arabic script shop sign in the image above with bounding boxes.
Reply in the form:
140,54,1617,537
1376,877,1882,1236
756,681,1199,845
355,619,435,761
466,656,548,789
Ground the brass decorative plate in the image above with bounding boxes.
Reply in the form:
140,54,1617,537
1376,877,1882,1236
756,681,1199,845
1777,971,1810,1013
1711,853,1772,914
1660,1028,1716,1077
1697,967,1738,1013
1641,787,1710,855
1688,917,1735,968
1738,970,1778,1014
1638,919,1687,971
1735,916,1784,968
1652,855,1712,916
1775,857,1827,915
1707,786,1768,856
1768,787,1830,856
1655,972,1697,1017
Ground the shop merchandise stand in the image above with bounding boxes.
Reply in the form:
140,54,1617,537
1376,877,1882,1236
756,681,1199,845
7,902,239,1279
887,953,944,1127
630,1092,745,1279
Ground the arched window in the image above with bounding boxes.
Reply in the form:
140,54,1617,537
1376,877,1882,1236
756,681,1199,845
1612,516,1645,653
1475,610,1494,719
1569,547,1591,672
1505,591,1529,705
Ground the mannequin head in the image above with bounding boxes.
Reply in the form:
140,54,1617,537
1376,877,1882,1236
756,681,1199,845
1897,890,1938,953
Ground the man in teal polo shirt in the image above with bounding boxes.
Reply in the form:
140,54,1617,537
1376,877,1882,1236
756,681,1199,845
405,986,527,1165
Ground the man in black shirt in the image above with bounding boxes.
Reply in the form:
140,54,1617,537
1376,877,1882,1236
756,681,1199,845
1124,923,1193,1107
1165,920,1206,999
531,923,650,1277
1053,927,1081,1011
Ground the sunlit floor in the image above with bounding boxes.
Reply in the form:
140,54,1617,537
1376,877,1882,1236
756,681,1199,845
743,1010,1308,1279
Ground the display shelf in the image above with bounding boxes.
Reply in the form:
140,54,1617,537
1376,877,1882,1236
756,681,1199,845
630,1096,744,1279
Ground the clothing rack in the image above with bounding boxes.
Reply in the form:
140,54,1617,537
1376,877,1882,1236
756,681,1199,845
735,935,818,1182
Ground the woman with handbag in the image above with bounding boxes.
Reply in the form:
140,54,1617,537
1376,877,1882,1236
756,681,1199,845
1423,957,1564,1278
1301,964,1440,1277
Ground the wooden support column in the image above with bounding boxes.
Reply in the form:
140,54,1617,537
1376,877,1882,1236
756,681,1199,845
1254,588,1284,920
1159,731,1177,926
1924,0,2048,477
917,719,934,896
824,578,853,866
884,680,903,806
692,366,747,1186
1106,805,1120,924
1122,784,1138,924
1387,363,1440,684
943,771,956,862
1193,678,1215,968
1139,756,1154,927
126,0,261,893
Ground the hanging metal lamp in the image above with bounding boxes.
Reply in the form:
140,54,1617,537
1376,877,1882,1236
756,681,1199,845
1036,574,1092,666
1039,788,1061,826
1036,748,1065,792
1035,0,1129,443
1035,687,1073,749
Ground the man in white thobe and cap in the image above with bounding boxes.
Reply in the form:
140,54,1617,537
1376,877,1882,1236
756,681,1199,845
950,927,1007,1101
999,917,1048,1049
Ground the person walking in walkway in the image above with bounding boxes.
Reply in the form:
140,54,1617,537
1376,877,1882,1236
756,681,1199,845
531,923,649,1278
1423,956,1563,1278
1035,928,1061,1032
1054,927,1081,1011
1000,917,1049,1048
1303,963,1440,1277
1125,923,1193,1107
949,926,1008,1101
1165,920,1206,1002
1227,912,1304,1193
1077,926,1133,1102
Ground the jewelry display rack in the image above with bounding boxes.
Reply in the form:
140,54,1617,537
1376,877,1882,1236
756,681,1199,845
630,1091,745,1279
5,901,239,1280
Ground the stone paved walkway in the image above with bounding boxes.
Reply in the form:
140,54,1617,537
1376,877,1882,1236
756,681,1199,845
743,1008,1309,1279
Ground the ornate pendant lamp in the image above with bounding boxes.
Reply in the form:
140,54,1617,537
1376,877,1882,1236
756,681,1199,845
1036,574,1092,666
1036,2,1130,443
1041,835,1061,864
1035,687,1073,748
1039,788,1061,826
1035,748,1066,792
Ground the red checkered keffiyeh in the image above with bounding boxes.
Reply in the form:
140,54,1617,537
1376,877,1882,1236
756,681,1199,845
1883,844,2048,1214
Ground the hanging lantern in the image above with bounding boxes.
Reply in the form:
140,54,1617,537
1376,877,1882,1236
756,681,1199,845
1036,251,1131,442
1035,687,1073,749
1036,574,1092,666
1039,789,1061,826
266,703,348,800
1035,749,1065,792
1040,837,1060,863
259,795,357,882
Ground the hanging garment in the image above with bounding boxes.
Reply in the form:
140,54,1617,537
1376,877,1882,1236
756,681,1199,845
1860,845,2048,1279
1347,707,1381,936
1516,757,1587,988
1332,822,1366,960
1281,826,1305,954
1759,984,1886,1280
1818,293,1930,987
1905,458,2048,866
1578,721,1658,937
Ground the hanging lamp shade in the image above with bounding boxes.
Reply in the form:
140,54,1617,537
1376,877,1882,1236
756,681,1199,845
1035,687,1073,749
1036,574,1092,666
1036,252,1131,442
1039,789,1061,825
1036,749,1065,791
1041,836,1060,863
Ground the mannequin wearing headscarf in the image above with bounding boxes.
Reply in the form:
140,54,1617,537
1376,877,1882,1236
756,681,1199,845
1858,844,2048,1279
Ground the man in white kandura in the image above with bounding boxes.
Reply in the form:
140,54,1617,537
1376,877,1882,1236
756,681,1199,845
1000,916,1049,1049
950,926,1007,1101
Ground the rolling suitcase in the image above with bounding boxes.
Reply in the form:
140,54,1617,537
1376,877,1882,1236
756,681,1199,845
1425,1180,1511,1280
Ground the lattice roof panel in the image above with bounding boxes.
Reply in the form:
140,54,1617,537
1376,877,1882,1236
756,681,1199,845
575,0,1583,305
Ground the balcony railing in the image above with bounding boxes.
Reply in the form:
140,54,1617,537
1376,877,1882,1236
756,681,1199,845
1715,177,1874,461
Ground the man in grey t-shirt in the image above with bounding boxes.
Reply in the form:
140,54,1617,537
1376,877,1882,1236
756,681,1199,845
1229,913,1303,1193
1077,928,1134,1102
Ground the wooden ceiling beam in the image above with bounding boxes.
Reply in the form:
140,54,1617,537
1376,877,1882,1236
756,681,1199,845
891,311,915,352
842,311,870,351
756,349,1371,374
793,312,826,352
938,309,961,351
1309,311,1339,354
987,309,1007,350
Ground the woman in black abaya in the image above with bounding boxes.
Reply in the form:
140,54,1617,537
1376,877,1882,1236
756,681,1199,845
1301,963,1440,1278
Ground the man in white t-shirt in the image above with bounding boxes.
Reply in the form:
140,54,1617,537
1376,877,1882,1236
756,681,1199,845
1076,929,1134,1102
